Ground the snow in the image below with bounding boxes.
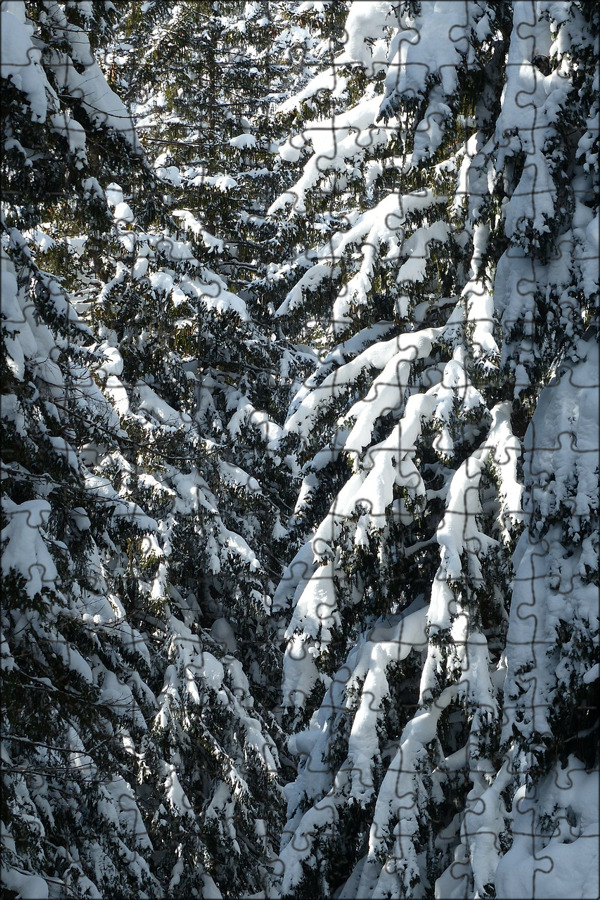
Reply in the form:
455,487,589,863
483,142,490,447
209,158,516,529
2,1,597,897
275,188,441,335
84,474,158,532
230,133,257,149
495,758,599,900
137,383,181,427
97,343,124,378
219,459,260,493
188,271,250,320
283,326,440,441
277,68,348,117
113,201,135,225
285,560,338,644
337,1,393,74
156,164,182,186
228,398,283,444
272,542,317,614
502,335,599,747
1,498,58,597
435,453,495,582
278,798,337,894
1,869,49,900
522,338,599,532
485,402,525,537
103,374,129,416
270,94,389,219
172,209,225,253
100,671,144,727
1,2,49,121
504,156,556,241
346,607,429,802
211,618,237,654
282,598,431,885
164,762,192,817
105,183,124,207
268,5,599,893
50,112,87,166
379,0,471,145
1,250,46,380
344,328,440,453
44,15,141,152
201,873,223,899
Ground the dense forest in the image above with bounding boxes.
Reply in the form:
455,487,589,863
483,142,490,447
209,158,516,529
1,1,598,898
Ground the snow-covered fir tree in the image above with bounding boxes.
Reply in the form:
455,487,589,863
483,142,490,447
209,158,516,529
111,1,296,304
1,1,289,896
1,1,598,899
266,1,598,897
105,0,316,735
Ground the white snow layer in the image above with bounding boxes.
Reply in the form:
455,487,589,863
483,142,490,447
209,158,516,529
495,759,599,900
1,1,49,121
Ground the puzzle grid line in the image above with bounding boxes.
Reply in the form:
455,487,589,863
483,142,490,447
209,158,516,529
1,3,598,898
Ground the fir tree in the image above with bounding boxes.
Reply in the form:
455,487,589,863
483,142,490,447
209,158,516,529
2,2,286,895
266,2,599,897
1,1,597,898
